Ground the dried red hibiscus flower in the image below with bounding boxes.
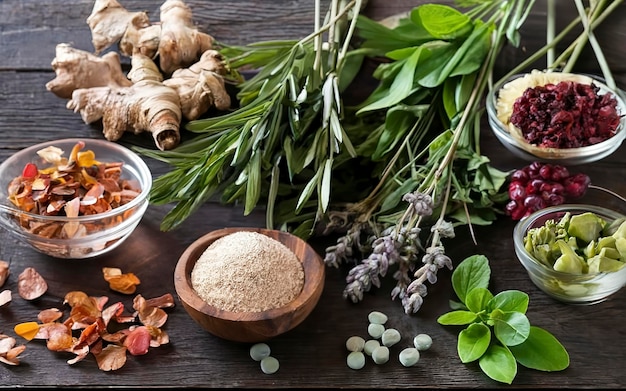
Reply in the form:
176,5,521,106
510,81,621,149
13,291,175,371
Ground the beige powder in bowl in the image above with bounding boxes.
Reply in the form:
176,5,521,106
190,231,305,313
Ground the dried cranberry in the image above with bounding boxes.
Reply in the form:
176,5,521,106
510,80,621,149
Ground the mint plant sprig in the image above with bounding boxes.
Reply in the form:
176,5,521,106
437,255,569,384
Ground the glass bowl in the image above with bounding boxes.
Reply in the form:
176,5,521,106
513,204,626,304
486,71,626,165
0,138,152,259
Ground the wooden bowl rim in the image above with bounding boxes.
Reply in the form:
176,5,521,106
174,227,325,322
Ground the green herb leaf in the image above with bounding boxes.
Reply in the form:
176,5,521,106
458,323,491,363
509,326,570,371
492,311,530,347
451,254,490,304
465,287,493,313
437,310,477,326
413,4,472,40
488,290,529,314
478,344,517,385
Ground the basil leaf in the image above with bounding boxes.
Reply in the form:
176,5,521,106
478,343,517,385
509,326,570,371
451,254,490,304
437,310,477,326
493,311,530,347
458,323,491,363
465,287,493,313
488,290,529,314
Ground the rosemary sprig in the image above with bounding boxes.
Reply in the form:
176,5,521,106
136,0,366,233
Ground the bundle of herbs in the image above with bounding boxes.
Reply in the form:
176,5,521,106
136,0,622,315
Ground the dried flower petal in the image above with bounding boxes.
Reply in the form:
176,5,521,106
94,344,127,371
14,322,40,341
38,308,64,323
0,260,9,287
103,267,140,294
124,325,151,356
0,290,11,307
17,267,48,300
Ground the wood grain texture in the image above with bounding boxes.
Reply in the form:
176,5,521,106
0,0,625,388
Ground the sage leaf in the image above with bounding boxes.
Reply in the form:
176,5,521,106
458,323,491,363
437,310,477,326
413,4,472,40
357,48,422,113
493,311,530,347
509,326,570,371
451,254,490,304
478,344,517,385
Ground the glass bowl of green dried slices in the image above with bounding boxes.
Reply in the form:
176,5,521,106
513,204,626,304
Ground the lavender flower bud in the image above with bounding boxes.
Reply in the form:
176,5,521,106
431,220,455,239
402,293,424,314
402,191,434,217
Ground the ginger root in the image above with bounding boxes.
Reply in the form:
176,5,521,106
45,43,132,99
87,0,151,54
47,0,231,150
156,0,214,74
68,54,182,151
95,0,214,75
163,49,231,120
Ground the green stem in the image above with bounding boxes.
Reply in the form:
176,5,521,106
570,0,615,88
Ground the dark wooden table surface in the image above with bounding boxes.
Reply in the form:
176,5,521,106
1,0,625,388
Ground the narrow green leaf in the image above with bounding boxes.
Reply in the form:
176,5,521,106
296,166,322,213
266,157,281,229
478,343,517,385
458,323,491,363
509,326,570,372
320,158,333,212
357,48,422,114
244,152,261,215
437,310,477,326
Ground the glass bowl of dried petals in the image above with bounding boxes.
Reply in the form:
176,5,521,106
486,70,626,165
0,138,151,259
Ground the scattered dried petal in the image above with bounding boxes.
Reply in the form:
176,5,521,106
103,267,140,294
0,290,11,307
0,260,9,287
14,322,40,341
17,267,48,300
124,325,151,356
94,344,127,371
38,308,64,323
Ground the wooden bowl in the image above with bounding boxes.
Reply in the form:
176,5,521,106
174,227,325,343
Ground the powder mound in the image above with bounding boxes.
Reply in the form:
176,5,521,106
190,231,305,312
